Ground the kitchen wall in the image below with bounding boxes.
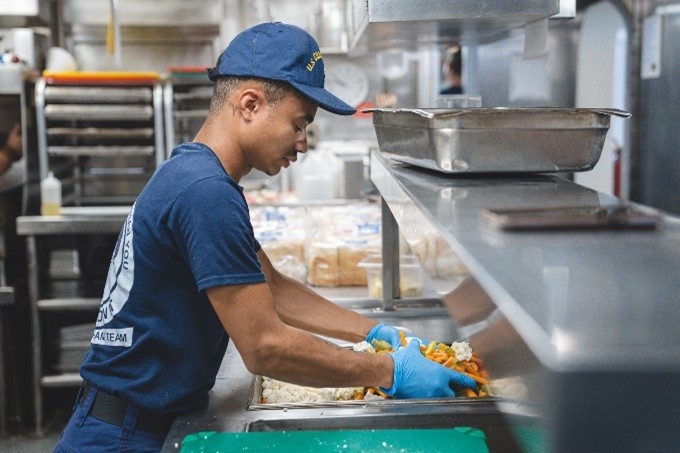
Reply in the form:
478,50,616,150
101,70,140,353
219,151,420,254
466,20,578,108
21,0,679,210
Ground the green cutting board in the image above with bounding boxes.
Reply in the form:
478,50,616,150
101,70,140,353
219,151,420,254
181,427,489,452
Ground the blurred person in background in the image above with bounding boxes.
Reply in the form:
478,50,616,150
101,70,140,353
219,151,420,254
440,46,463,95
0,123,22,176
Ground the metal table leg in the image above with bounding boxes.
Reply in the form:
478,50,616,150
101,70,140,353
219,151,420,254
25,235,43,436
0,231,14,435
0,289,12,436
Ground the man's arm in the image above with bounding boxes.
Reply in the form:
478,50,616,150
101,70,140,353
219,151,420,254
206,278,393,390
206,253,478,397
256,249,377,343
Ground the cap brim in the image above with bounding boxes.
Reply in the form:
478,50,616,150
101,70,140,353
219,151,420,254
289,81,356,116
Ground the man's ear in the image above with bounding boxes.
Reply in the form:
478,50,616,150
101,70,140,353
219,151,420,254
238,88,264,121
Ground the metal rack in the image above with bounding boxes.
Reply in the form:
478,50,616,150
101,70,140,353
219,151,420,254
162,73,211,156
35,78,164,206
16,207,130,435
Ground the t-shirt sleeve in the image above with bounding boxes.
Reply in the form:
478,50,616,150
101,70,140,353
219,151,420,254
167,177,265,291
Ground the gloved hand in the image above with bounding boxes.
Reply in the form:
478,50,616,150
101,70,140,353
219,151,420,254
383,340,476,398
365,323,412,350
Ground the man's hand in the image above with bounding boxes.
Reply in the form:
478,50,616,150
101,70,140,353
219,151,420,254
365,323,410,350
383,340,476,398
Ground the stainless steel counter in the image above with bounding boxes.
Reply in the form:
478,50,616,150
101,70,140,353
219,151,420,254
16,206,131,236
368,151,680,452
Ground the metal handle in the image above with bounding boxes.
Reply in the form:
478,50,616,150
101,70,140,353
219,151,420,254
591,108,631,118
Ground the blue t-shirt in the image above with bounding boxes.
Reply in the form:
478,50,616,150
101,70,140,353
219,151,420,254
80,142,265,414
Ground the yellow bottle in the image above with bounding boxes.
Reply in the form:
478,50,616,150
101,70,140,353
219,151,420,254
41,171,62,216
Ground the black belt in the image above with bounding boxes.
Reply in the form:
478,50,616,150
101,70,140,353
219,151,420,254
81,382,175,433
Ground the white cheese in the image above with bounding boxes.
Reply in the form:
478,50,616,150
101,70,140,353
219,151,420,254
450,341,473,361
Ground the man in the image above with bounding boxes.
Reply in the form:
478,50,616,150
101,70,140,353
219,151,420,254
54,22,475,452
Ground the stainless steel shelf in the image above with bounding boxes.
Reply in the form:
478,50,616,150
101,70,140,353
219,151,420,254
44,86,153,103
368,150,680,452
17,208,129,235
366,0,559,23
44,104,154,121
47,127,154,139
349,0,562,49
47,145,156,157
37,298,100,311
41,373,82,388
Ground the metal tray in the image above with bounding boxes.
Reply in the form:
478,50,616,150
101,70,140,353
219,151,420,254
367,107,630,174
247,374,499,411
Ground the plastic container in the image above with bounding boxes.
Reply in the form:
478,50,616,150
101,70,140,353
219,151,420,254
358,254,423,299
40,171,62,216
294,147,344,200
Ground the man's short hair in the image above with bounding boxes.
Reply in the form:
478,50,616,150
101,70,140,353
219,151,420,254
210,76,298,115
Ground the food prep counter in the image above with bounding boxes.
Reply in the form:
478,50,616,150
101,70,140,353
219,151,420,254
162,308,535,452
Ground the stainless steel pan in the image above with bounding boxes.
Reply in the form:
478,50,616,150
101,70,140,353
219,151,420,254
366,107,630,174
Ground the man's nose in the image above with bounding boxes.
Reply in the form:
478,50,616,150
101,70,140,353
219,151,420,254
295,132,308,153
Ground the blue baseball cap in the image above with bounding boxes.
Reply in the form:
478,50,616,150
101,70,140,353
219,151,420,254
208,22,356,116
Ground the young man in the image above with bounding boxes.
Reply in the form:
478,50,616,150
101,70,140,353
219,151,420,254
54,22,475,452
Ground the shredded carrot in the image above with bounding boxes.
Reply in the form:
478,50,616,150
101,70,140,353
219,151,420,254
462,388,478,398
399,330,407,347
462,371,489,386
462,362,477,373
443,357,456,368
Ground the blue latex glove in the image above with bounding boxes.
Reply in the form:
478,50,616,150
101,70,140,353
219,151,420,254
365,323,408,350
383,340,477,398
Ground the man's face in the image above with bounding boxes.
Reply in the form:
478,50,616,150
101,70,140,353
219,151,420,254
246,92,318,177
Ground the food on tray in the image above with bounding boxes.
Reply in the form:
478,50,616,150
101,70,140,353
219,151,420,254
373,332,491,398
419,340,491,397
258,338,491,404
260,377,387,404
